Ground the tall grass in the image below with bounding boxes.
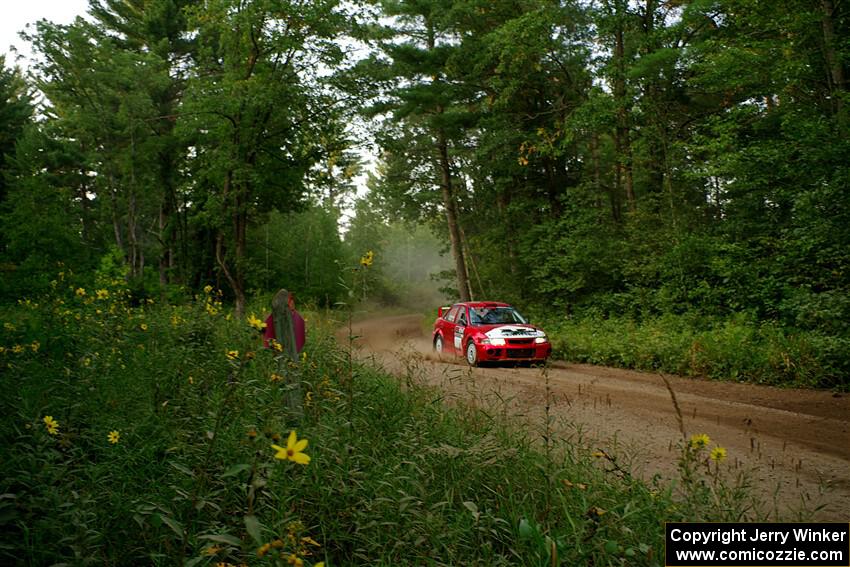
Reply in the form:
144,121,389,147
541,313,849,390
1,277,780,565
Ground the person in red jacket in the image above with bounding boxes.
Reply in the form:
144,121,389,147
262,291,305,353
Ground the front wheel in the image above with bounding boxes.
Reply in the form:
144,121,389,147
465,341,479,366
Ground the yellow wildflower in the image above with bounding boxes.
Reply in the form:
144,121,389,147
188,375,194,385
710,446,727,462
257,543,272,557
226,350,239,361
12,344,24,354
203,285,213,294
75,287,86,297
96,289,109,300
286,554,303,567
359,250,374,268
140,323,148,331
108,430,120,444
689,433,710,449
43,415,60,435
204,545,223,556
4,322,15,331
270,373,283,383
272,430,310,465
247,313,267,330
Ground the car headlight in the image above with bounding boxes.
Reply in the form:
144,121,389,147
535,336,548,344
491,338,506,346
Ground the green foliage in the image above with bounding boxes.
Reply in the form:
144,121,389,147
246,206,346,306
522,189,625,310
3,0,358,309
0,55,32,205
1,5,847,562
0,283,772,564
95,245,131,284
344,196,453,308
0,0,845,426
348,0,850,390
544,313,849,390
0,125,95,300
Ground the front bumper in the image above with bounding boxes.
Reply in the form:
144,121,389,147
477,342,551,362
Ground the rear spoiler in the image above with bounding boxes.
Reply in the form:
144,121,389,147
437,305,451,318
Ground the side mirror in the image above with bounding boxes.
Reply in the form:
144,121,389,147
438,306,443,318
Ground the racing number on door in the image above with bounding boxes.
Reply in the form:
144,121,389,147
454,309,467,350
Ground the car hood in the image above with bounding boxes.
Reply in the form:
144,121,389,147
479,324,546,339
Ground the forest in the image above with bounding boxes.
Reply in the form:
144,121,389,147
1,0,849,378
1,1,849,564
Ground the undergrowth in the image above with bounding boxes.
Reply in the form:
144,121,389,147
1,273,781,565
540,313,849,390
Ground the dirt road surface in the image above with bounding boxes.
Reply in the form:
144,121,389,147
345,313,850,521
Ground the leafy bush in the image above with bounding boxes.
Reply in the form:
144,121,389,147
545,313,849,390
1,279,779,565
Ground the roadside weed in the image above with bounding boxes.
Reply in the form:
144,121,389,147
1,275,784,565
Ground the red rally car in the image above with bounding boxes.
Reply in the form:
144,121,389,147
432,301,552,366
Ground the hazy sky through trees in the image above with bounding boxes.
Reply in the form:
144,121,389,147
1,1,88,66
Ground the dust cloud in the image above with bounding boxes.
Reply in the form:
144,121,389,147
376,223,453,310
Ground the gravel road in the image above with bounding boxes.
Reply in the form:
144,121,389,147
346,313,850,521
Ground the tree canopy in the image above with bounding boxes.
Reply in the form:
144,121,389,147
0,0,847,336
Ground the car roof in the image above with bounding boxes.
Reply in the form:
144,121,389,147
453,301,511,308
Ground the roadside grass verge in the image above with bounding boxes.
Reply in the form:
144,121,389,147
1,279,780,565
540,314,849,390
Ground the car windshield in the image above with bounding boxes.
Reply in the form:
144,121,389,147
469,306,528,325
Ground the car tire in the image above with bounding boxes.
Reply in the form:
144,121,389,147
434,335,444,354
465,341,478,367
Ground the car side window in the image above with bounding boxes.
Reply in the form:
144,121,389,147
445,306,459,323
457,309,467,326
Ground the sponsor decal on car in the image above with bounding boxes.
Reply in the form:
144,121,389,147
484,326,545,339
